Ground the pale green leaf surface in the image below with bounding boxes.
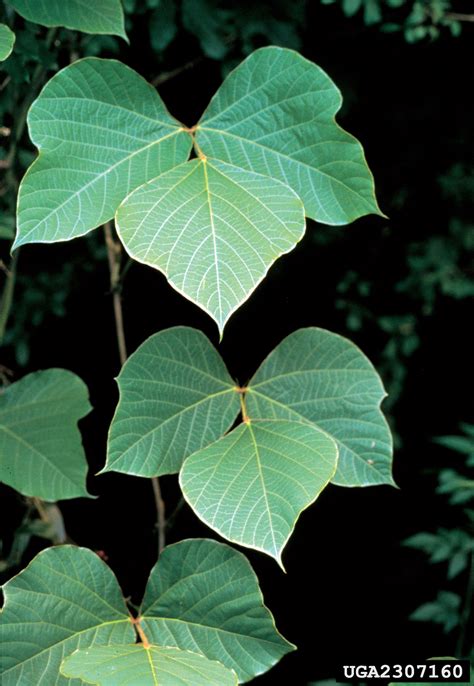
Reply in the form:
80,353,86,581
14,58,191,250
7,0,127,39
116,158,305,333
0,369,92,500
0,24,15,61
61,644,238,686
104,327,240,477
179,420,338,565
246,328,394,487
140,539,294,683
0,546,134,685
196,46,382,225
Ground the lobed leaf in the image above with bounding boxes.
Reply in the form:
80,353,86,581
0,546,134,685
0,369,92,500
104,327,240,477
7,0,127,39
61,645,238,686
14,58,191,250
116,158,305,333
180,420,338,565
0,540,291,684
246,327,394,486
0,24,15,61
196,46,383,224
140,538,294,682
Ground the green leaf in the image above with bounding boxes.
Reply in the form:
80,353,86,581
0,546,134,685
0,24,15,62
0,369,92,500
7,0,127,39
180,420,338,565
14,58,191,250
1,540,292,683
196,46,382,224
245,327,394,486
139,539,294,682
104,327,240,477
61,645,238,685
116,158,305,333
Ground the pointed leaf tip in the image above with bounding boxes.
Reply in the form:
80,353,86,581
180,420,338,563
116,158,305,332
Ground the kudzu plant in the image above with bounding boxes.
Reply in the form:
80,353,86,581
0,4,394,683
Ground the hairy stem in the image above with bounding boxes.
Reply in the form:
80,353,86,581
103,221,166,556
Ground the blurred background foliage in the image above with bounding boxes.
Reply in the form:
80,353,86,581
0,0,473,682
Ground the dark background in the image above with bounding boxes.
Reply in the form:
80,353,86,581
1,1,473,683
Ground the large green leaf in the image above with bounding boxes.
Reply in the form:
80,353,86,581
0,546,134,685
180,420,338,565
61,645,238,685
0,369,92,500
7,0,127,39
104,327,240,477
196,46,382,224
246,327,394,486
13,58,191,250
0,540,292,684
0,24,15,61
116,158,304,332
140,539,294,682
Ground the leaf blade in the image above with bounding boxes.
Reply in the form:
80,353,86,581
196,46,382,224
140,539,294,683
0,546,134,685
61,644,238,686
246,327,394,486
7,0,127,39
116,158,305,332
105,327,240,477
14,58,191,250
180,420,338,564
0,369,92,500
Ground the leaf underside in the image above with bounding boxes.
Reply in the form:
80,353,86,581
105,327,240,477
0,369,92,500
15,47,381,331
0,541,291,684
61,645,238,686
7,0,127,38
246,327,394,487
196,46,382,224
13,58,191,250
0,546,133,685
180,419,338,565
140,539,295,683
117,158,305,332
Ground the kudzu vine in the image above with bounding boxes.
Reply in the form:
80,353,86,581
0,3,393,683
